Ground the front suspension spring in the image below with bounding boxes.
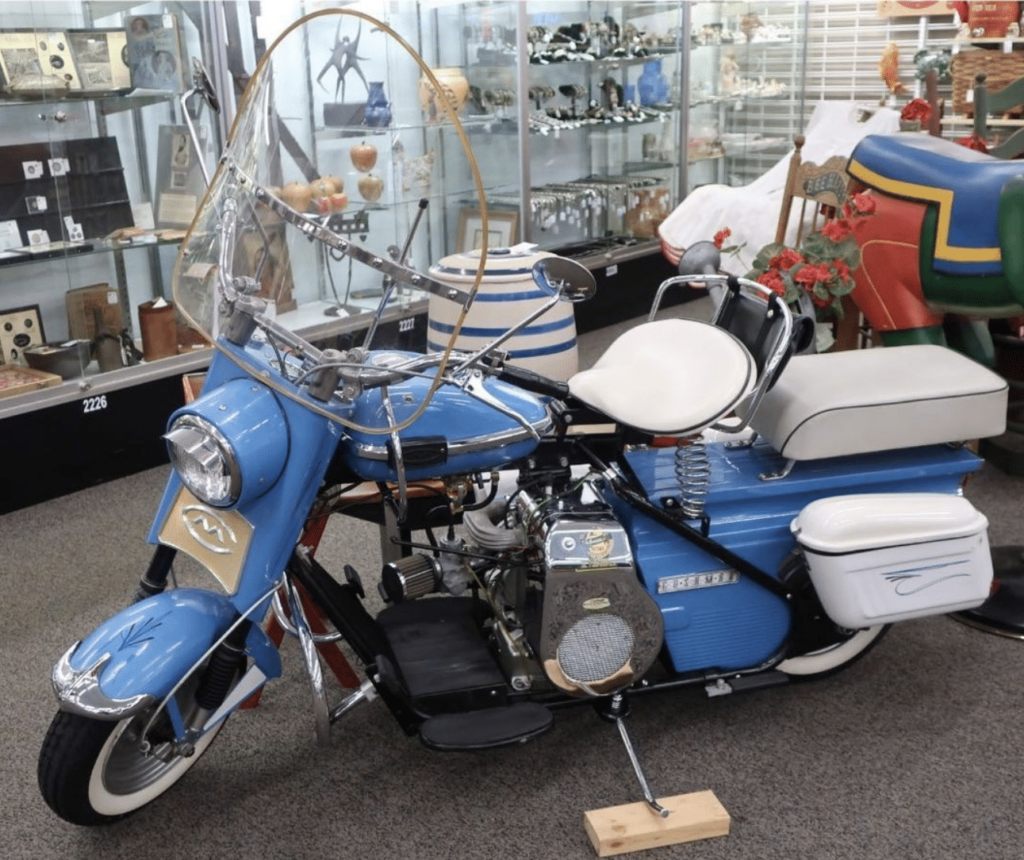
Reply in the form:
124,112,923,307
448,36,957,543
195,621,250,711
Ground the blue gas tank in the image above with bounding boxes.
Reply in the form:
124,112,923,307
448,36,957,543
340,351,551,482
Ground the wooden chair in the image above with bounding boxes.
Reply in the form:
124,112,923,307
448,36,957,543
925,68,945,137
775,135,869,351
774,135,849,245
973,71,1024,158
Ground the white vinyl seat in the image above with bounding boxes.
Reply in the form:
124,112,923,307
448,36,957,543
740,344,1008,460
568,318,756,435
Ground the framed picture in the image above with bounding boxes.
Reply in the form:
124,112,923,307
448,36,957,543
67,29,131,93
0,30,82,94
125,13,187,92
0,302,45,365
154,124,208,228
456,207,519,253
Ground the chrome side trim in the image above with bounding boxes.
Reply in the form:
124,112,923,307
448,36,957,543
353,413,552,461
52,644,155,719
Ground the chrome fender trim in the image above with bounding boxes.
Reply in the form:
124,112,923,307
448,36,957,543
52,645,155,719
50,587,282,720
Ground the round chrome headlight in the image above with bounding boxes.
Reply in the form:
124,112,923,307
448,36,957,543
165,414,240,507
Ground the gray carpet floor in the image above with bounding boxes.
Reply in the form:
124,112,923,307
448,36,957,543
4,299,1024,859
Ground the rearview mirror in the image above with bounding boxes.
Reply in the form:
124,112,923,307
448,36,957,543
191,58,220,114
532,257,597,303
677,240,721,278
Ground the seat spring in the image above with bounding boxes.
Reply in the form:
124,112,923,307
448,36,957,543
675,439,711,518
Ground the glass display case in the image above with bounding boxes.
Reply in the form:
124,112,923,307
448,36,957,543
0,0,807,512
233,1,690,336
426,1,689,262
0,1,807,409
687,2,808,192
0,1,225,404
160,0,692,351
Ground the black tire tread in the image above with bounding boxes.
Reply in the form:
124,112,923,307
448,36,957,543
38,710,122,826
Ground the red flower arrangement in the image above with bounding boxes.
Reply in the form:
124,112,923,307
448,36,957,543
900,97,932,124
740,191,876,318
954,132,989,153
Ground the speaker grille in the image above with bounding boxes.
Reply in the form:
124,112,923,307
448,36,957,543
556,614,634,684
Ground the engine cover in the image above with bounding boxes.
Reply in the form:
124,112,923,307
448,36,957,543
536,513,663,696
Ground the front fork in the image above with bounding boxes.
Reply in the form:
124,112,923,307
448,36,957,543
144,620,250,761
132,543,177,602
125,546,273,755
134,528,373,749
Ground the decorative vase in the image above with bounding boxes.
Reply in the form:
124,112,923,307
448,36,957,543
638,59,668,106
363,81,392,128
419,67,469,121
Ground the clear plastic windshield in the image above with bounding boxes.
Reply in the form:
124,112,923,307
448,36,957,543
172,9,488,435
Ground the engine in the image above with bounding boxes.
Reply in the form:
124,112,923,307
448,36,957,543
462,477,664,697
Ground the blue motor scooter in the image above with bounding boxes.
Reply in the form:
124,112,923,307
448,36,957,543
38,9,1009,828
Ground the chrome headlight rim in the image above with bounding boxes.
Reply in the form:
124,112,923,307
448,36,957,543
165,413,241,508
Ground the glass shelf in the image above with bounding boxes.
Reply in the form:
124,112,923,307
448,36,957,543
0,233,185,270
0,88,180,114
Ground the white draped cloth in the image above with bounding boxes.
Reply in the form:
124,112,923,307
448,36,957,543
658,101,902,265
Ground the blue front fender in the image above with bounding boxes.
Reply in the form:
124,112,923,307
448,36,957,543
53,588,282,718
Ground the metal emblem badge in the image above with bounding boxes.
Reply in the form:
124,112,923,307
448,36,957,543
182,505,238,554
657,569,740,594
157,488,253,593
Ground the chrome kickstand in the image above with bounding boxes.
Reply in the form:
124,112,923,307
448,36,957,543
607,693,670,818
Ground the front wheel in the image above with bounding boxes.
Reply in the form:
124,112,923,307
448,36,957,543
38,708,227,826
776,624,890,679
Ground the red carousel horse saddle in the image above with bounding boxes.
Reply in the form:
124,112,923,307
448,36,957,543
848,133,1024,277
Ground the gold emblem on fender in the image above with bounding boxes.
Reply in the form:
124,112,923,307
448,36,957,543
157,488,253,593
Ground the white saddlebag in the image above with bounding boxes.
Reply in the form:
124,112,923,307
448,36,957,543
791,493,992,629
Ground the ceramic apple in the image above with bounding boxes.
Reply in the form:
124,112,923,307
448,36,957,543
310,177,335,201
350,141,378,172
358,173,384,202
281,181,313,212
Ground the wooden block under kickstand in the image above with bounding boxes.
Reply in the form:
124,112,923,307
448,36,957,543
584,790,730,857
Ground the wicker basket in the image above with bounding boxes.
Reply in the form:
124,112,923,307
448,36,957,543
951,50,1024,117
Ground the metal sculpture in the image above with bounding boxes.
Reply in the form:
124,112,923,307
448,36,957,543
316,18,368,103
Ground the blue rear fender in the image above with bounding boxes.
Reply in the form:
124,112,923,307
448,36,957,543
53,587,282,718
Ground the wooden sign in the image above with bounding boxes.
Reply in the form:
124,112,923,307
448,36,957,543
877,1,956,16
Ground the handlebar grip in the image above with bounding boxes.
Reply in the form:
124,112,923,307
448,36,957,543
496,363,570,399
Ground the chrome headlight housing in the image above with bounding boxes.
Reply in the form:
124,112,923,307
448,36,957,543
165,414,240,507
164,378,289,509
